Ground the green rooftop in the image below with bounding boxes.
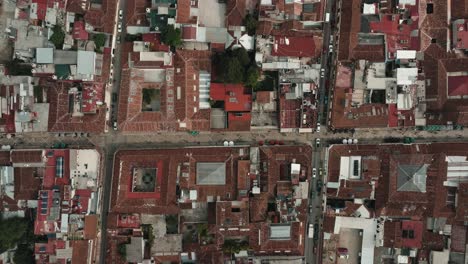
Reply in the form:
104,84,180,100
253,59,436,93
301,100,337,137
55,64,70,80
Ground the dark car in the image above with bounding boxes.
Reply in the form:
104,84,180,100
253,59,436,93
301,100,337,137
316,179,322,192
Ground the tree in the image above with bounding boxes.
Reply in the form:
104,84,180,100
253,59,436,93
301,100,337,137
0,217,28,252
49,25,65,49
6,59,32,76
243,14,258,36
232,48,250,66
13,244,34,264
222,240,249,254
118,243,127,257
245,65,260,88
161,25,182,47
93,33,106,51
225,59,244,83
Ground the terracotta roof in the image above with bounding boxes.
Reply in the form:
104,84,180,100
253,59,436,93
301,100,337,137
84,215,98,239
11,150,43,163
216,201,249,227
71,240,89,264
451,225,467,253
271,36,319,58
73,20,89,40
451,0,468,18
176,0,197,24
256,91,274,104
237,160,250,190
328,143,468,221
227,112,251,131
225,0,246,27
0,151,10,165
14,167,42,200
46,81,106,133
173,49,212,130
125,0,149,27
66,0,87,14
83,0,117,34
182,25,197,40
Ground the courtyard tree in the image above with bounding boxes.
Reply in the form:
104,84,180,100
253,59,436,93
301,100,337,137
49,25,65,49
161,25,182,47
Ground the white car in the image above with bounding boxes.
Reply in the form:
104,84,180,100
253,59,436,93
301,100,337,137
329,44,333,52
320,68,325,78
117,23,122,33
316,122,321,132
312,168,317,178
119,9,123,19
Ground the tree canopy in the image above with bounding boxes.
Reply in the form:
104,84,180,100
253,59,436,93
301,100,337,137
0,217,29,252
214,48,260,87
13,244,34,264
49,25,65,49
222,239,249,254
161,25,182,47
243,13,258,36
93,33,106,51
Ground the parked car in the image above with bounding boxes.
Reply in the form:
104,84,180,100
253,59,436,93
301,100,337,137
119,9,123,19
312,168,317,178
118,23,122,33
113,121,118,130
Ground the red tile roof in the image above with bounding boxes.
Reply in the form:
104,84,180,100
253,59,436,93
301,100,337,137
46,81,106,133
271,36,318,58
32,0,47,20
448,76,468,96
176,0,197,24
11,150,43,163
451,0,468,18
125,0,148,27
66,0,87,14
84,215,98,240
225,0,246,27
73,21,89,40
401,220,423,248
0,151,10,165
14,167,42,200
71,240,89,264
451,225,467,253
330,64,389,128
210,83,252,112
256,91,274,104
182,25,197,40
227,112,251,131
83,0,117,34
173,49,212,130
237,160,250,191
453,20,468,49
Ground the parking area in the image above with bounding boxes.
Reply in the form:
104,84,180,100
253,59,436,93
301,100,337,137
337,228,362,264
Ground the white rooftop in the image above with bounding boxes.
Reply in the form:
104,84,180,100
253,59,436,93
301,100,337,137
363,3,377,14
36,48,54,64
396,68,418,85
77,51,96,75
70,149,99,189
334,216,376,264
396,50,417,59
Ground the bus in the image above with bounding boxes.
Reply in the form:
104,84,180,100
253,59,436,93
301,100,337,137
308,224,314,238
